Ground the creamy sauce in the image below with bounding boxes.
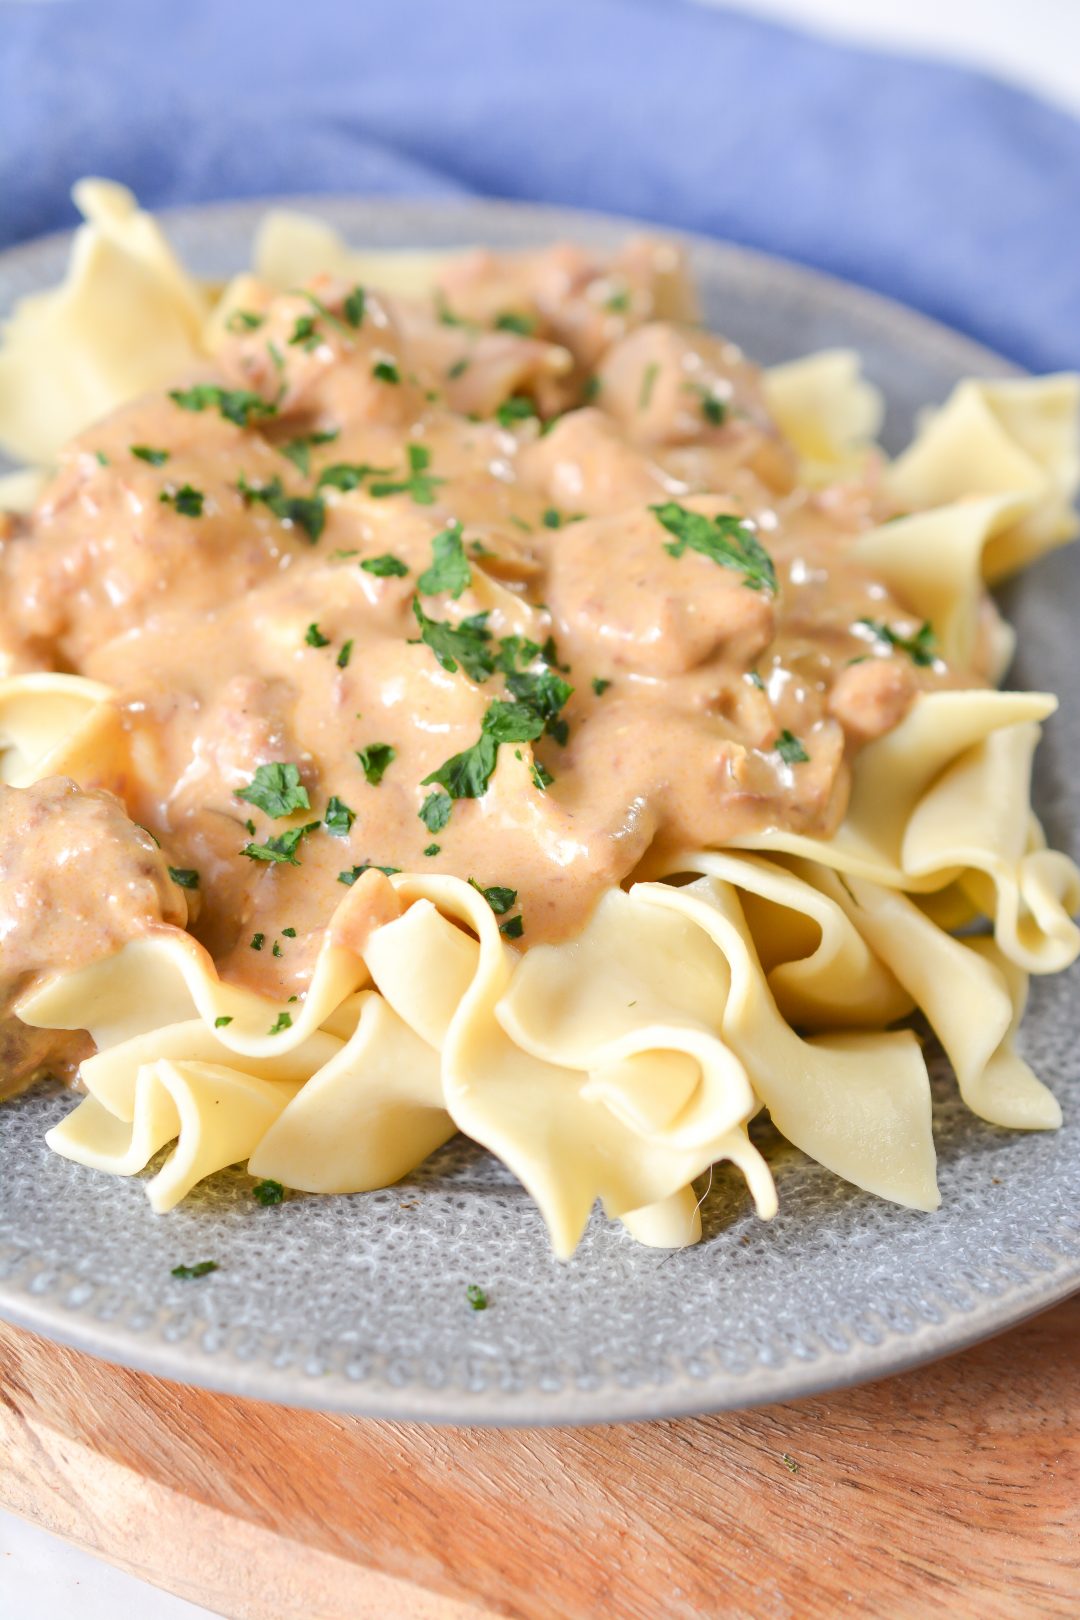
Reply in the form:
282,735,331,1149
0,237,989,1078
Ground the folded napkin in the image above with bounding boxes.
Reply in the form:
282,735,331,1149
1,0,1078,370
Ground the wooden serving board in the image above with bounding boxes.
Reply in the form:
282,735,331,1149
0,1302,1077,1620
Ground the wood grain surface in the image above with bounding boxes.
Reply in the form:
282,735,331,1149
0,1301,1077,1620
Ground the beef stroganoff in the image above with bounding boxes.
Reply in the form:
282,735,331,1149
0,181,1076,1255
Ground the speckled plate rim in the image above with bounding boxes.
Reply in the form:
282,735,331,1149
0,194,1075,1428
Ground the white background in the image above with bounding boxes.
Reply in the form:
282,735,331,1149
3,3,1078,1617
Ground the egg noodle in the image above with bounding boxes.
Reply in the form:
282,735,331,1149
0,182,1077,1255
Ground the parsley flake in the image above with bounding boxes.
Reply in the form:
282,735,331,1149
357,743,396,785
214,1016,233,1028
316,462,392,493
856,618,937,667
466,1283,489,1310
131,445,170,466
242,823,319,866
368,443,444,505
495,395,538,429
423,843,441,856
171,1260,218,1280
226,309,265,333
268,1012,293,1036
252,1179,285,1205
280,428,339,477
336,639,354,669
639,362,659,411
236,763,311,819
417,522,471,598
305,623,331,648
237,475,325,543
159,483,204,518
372,358,401,385
412,598,495,682
419,791,452,833
775,730,810,765
499,915,524,939
343,285,366,328
169,384,276,428
651,502,777,596
531,760,553,790
591,677,611,697
361,552,409,578
338,862,400,885
324,796,355,836
494,311,537,335
168,866,200,890
469,879,517,915
250,933,265,951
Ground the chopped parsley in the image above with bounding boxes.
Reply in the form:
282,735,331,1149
131,444,170,465
268,1011,293,1036
169,384,276,428
747,670,766,690
237,474,325,543
336,639,354,669
242,823,319,866
469,879,517,915
94,450,109,466
495,395,538,429
421,699,545,802
368,443,444,505
236,763,311,818
288,312,322,351
252,1179,285,1205
447,356,470,381
604,287,631,313
357,742,396,785
493,634,543,674
226,309,265,333
316,461,392,493
775,729,810,765
542,507,563,529
280,428,339,477
343,285,366,328
639,362,659,411
296,288,362,339
159,483,204,518
781,1453,800,1476
168,866,200,890
250,933,265,951
531,760,553,790
651,502,777,596
699,393,728,426
856,617,937,667
582,374,601,403
591,677,611,697
419,790,452,833
466,1283,489,1310
411,598,495,683
338,862,400,885
324,796,356,836
372,358,401,385
417,522,471,598
171,1260,218,1280
360,552,409,578
305,622,331,648
272,940,283,958
282,926,296,937
214,1016,233,1028
494,311,537,335
423,843,441,856
503,668,574,736
500,915,524,939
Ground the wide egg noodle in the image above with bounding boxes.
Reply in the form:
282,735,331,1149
884,375,1080,579
628,873,940,1212
47,1060,304,1214
251,208,460,298
762,348,884,484
365,876,775,1259
0,673,124,784
0,180,211,465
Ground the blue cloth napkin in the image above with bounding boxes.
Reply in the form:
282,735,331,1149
2,0,1078,372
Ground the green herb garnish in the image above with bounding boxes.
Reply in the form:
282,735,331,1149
357,743,396,786
226,309,265,333
500,915,524,939
411,598,495,682
368,443,444,505
336,639,354,670
214,1016,233,1028
856,618,937,667
169,384,276,428
236,763,310,819
250,933,265,951
651,502,777,596
241,823,319,866
305,623,331,648
280,428,339,477
168,866,200,890
171,1260,218,1280
372,358,401,385
361,553,409,578
469,879,517,915
337,862,400,885
417,522,471,598
252,1179,284,1205
639,362,659,411
159,484,204,518
419,791,452,833
268,1012,292,1036
495,395,538,429
466,1283,489,1310
591,677,611,697
775,730,809,765
324,796,356,836
237,474,325,543
131,445,170,465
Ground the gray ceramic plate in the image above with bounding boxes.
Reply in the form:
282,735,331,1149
0,198,1077,1425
